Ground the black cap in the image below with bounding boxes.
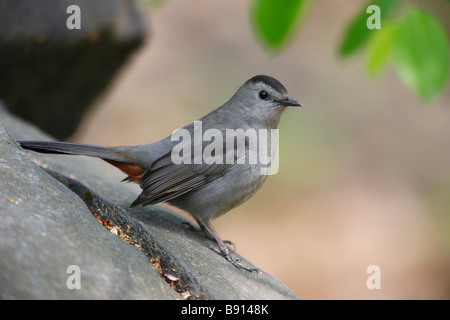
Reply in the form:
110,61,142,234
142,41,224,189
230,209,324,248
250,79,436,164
246,75,288,95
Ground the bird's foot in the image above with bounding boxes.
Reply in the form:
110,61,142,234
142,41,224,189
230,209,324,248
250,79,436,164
206,241,259,273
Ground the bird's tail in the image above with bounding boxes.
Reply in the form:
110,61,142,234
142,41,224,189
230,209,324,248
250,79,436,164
18,140,129,163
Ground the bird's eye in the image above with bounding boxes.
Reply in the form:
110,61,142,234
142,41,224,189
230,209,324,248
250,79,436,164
259,90,268,100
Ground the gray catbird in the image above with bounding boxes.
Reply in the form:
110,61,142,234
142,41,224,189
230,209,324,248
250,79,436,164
18,75,302,271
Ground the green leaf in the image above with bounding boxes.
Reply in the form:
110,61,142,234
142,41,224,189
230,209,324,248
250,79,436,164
250,0,309,53
339,0,400,57
142,0,167,10
365,22,396,76
393,9,450,101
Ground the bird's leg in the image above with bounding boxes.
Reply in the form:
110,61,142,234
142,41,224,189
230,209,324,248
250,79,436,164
199,219,258,273
195,219,236,251
179,220,236,251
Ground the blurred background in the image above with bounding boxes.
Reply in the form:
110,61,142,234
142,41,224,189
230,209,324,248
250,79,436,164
9,0,450,299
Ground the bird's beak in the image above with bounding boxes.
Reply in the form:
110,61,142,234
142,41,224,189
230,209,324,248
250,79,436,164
277,96,303,107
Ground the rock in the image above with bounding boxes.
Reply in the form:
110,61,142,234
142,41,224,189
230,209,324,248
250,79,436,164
0,103,300,299
0,106,178,299
0,0,145,139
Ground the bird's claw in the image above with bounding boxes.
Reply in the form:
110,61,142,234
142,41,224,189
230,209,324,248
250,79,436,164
205,241,259,273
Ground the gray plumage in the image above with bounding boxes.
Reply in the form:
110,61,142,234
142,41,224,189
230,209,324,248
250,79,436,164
18,75,302,271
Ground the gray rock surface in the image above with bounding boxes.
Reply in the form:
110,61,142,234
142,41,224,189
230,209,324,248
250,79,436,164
0,103,299,299
0,0,145,139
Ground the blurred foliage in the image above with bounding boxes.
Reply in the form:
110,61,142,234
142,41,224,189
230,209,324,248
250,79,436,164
391,8,449,101
340,1,449,101
145,0,450,101
250,0,450,102
427,181,450,246
143,0,167,9
365,22,396,76
339,0,401,56
250,0,310,54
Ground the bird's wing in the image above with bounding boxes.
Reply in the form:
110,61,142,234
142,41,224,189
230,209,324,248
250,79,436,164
130,151,231,207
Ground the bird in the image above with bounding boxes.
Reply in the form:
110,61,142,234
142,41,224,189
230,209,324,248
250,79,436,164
18,75,302,271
